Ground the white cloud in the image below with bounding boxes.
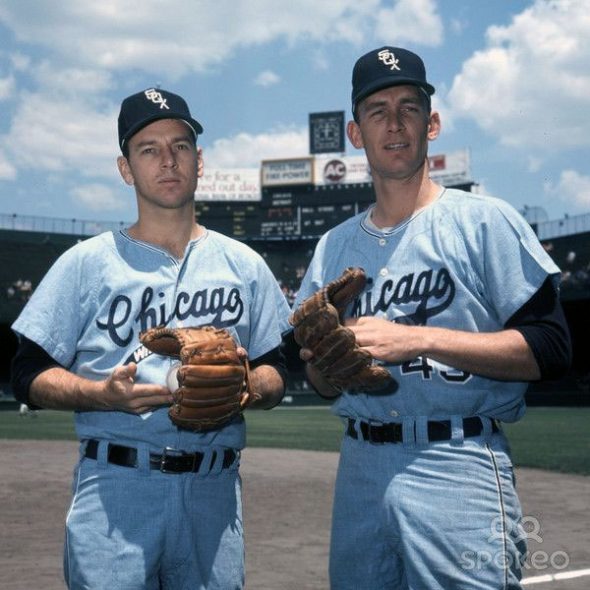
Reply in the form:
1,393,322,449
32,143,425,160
0,1,372,78
0,1,442,80
375,0,443,46
527,156,542,173
545,169,590,211
32,63,114,94
448,0,590,150
0,75,15,100
70,183,124,212
0,149,17,180
3,92,118,178
203,126,308,168
254,70,280,87
450,18,466,35
10,52,30,71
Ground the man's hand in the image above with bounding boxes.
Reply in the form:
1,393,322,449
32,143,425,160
29,364,173,413
345,317,421,364
102,362,173,414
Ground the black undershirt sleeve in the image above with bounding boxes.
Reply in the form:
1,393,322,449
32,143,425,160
10,337,62,407
11,336,289,407
505,277,572,380
249,344,288,389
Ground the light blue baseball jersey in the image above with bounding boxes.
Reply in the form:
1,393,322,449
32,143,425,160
294,188,561,424
12,228,292,450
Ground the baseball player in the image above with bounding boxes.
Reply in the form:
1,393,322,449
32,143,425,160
10,88,291,589
291,47,572,589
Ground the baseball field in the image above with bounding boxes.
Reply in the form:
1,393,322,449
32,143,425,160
1,404,589,589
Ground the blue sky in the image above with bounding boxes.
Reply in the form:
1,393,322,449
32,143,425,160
0,0,588,225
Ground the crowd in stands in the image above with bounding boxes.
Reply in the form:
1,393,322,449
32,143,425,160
5,278,33,302
4,239,589,309
255,241,315,307
541,238,590,297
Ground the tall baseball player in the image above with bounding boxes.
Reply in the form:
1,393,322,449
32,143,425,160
10,88,291,589
291,47,572,589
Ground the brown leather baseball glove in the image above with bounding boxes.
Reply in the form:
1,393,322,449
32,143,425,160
139,326,257,431
290,267,397,395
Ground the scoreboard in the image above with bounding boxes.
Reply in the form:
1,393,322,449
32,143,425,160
195,183,376,241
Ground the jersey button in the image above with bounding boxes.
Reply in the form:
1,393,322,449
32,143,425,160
390,410,399,417
379,268,388,277
379,238,386,246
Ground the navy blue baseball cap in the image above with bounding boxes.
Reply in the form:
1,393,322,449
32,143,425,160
351,47,435,116
118,87,204,150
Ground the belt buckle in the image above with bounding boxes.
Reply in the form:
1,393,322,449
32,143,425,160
159,447,192,474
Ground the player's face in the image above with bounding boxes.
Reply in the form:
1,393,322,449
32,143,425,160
348,85,440,183
117,119,200,212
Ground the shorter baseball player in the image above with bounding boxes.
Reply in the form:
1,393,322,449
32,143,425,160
291,47,572,589
10,88,291,589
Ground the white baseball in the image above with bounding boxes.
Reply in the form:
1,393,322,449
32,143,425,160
166,362,181,392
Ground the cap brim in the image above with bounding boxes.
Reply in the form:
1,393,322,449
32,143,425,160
353,77,435,110
120,114,204,148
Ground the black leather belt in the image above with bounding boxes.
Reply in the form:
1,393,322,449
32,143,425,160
347,416,499,444
84,439,237,474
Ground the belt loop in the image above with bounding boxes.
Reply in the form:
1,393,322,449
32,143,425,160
349,418,362,441
450,415,464,446
414,416,429,447
402,418,415,448
479,416,493,440
355,418,364,441
97,440,109,468
136,443,151,475
204,449,223,475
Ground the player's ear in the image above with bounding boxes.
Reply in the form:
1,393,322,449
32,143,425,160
117,156,134,186
427,111,441,141
197,146,204,178
347,120,364,150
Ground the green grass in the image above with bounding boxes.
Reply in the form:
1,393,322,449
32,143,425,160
244,407,344,452
502,407,590,475
1,405,589,475
0,407,77,440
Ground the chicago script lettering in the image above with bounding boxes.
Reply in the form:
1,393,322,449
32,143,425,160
96,286,244,346
351,268,455,325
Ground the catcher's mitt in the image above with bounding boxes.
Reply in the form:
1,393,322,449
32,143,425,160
139,326,256,431
290,267,397,394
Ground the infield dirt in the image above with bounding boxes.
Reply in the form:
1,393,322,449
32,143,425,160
1,440,589,590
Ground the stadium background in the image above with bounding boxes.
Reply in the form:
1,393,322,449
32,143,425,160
0,142,589,406
1,143,589,589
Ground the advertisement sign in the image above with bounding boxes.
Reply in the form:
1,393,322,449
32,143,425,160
195,169,260,201
261,158,314,187
428,149,471,185
313,155,371,186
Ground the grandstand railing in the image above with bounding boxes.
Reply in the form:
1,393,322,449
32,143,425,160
1,208,590,240
0,213,129,237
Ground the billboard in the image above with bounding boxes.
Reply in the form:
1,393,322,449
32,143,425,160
313,155,371,186
428,149,471,186
260,158,314,187
195,169,260,201
312,149,471,187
